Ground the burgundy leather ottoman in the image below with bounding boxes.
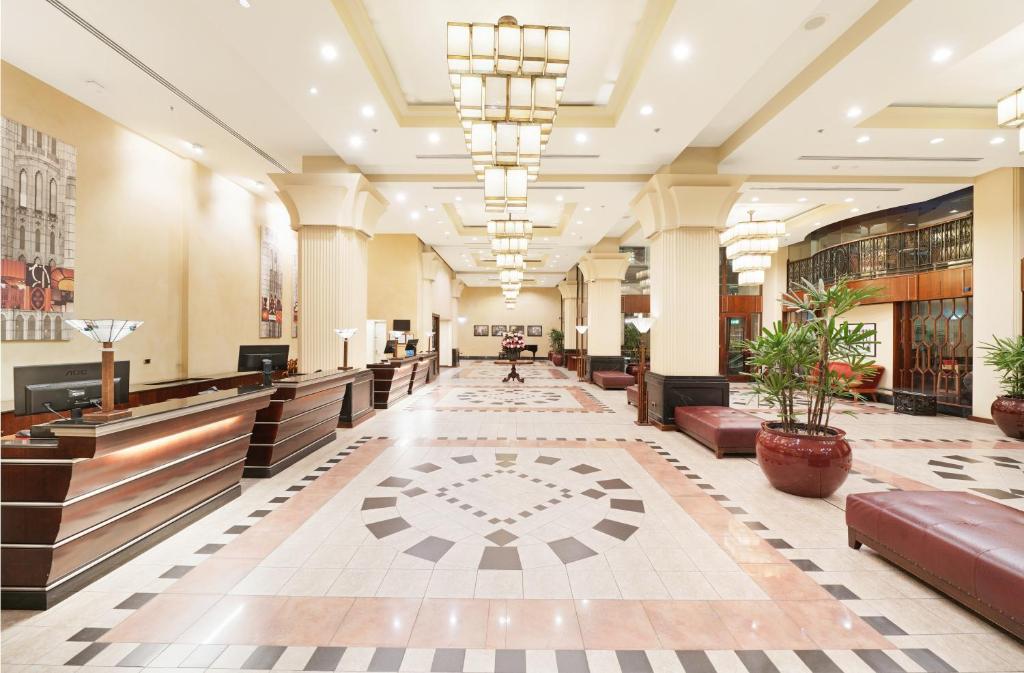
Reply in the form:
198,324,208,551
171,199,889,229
673,406,759,458
592,371,634,390
626,384,638,406
847,491,1024,640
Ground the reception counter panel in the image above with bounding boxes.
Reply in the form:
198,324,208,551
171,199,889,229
245,370,351,477
0,386,273,609
339,369,375,428
368,360,416,409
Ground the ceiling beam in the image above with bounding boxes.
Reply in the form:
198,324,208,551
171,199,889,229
858,105,998,129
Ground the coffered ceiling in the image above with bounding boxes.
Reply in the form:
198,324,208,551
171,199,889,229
2,0,1022,286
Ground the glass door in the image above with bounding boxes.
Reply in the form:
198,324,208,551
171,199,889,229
721,314,755,380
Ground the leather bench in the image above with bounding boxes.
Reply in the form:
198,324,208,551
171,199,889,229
592,371,634,390
626,384,638,406
673,406,760,458
847,491,1024,640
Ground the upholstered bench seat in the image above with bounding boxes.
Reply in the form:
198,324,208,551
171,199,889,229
673,406,760,458
847,491,1024,640
626,384,638,406
592,371,634,390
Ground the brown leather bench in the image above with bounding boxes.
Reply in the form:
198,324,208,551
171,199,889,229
673,406,760,458
592,371,634,390
847,491,1024,640
626,384,638,406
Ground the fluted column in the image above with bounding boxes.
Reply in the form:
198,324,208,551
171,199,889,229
451,279,465,351
557,279,578,351
631,172,743,425
421,252,443,350
579,251,630,377
761,246,788,329
270,170,387,373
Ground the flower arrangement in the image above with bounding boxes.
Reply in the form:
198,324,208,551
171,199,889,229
501,332,525,352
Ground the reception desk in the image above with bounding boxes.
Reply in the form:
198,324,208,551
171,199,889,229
0,386,273,609
368,360,416,409
338,369,374,428
246,370,351,477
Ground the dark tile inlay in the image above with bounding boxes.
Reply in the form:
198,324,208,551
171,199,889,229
609,498,645,513
970,487,1020,500
242,645,286,670
675,650,715,673
555,649,590,673
794,650,843,673
594,518,639,541
903,649,956,673
117,643,167,668
736,650,780,673
495,649,526,673
69,627,109,642
548,537,598,564
402,487,427,497
766,538,793,549
366,517,411,539
536,456,560,465
405,536,456,563
581,489,606,499
854,649,906,673
486,529,518,546
225,525,250,534
596,478,630,489
196,543,224,554
431,648,466,672
270,496,289,503
934,471,975,481
66,642,110,666
114,592,157,610
479,546,522,570
615,650,653,673
378,477,413,487
249,509,272,517
305,646,346,671
368,647,406,672
452,455,477,464
862,615,908,636
413,463,441,473
160,565,193,579
570,464,599,474
822,584,860,600
744,521,769,531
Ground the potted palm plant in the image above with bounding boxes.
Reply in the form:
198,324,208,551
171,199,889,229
549,328,565,366
980,335,1024,438
744,278,880,498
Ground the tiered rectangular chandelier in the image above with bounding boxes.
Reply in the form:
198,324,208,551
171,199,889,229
996,86,1024,155
720,212,785,286
448,16,569,212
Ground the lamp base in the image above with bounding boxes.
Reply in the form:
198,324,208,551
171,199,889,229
337,366,354,371
85,409,132,422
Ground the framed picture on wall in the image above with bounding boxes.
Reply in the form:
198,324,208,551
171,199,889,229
527,325,543,337
491,324,507,337
851,322,877,356
509,324,525,335
473,324,488,337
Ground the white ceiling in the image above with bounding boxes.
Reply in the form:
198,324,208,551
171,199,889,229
2,0,1021,289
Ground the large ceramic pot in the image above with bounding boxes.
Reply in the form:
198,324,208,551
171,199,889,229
991,396,1024,438
551,352,564,366
755,422,852,498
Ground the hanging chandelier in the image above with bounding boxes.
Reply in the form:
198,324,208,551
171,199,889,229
491,237,529,254
496,253,525,269
720,211,785,286
499,268,523,284
997,86,1024,128
500,281,522,293
488,219,533,239
484,166,528,213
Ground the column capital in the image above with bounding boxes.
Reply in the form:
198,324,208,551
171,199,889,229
451,278,466,299
629,173,744,239
422,251,443,282
578,252,630,282
557,278,577,300
269,171,389,235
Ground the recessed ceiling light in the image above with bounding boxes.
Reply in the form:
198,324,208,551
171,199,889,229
395,192,407,203
991,136,1006,145
348,135,363,148
575,220,583,225
410,211,420,221
575,132,588,144
850,207,860,213
455,195,463,202
931,47,953,63
672,42,691,61
361,104,375,118
428,132,440,144
750,196,759,202
930,137,944,144
856,135,870,144
584,206,591,212
797,197,807,202
250,180,264,189
555,194,564,202
308,86,319,95
950,209,959,214
185,142,203,154
238,0,251,7
844,197,854,203
814,222,821,227
639,104,653,116
320,44,339,62
846,106,862,119
444,231,450,236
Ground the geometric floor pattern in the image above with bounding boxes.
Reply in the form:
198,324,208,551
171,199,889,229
2,361,1022,673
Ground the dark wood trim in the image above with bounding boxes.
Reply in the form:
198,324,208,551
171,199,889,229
243,430,336,478
968,415,996,424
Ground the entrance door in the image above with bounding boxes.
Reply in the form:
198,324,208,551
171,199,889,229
720,314,757,381
432,313,441,354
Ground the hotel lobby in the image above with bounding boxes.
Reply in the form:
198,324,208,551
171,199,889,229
1,1,1023,672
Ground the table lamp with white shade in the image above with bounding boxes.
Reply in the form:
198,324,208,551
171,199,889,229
65,319,143,421
335,328,357,370
575,324,589,382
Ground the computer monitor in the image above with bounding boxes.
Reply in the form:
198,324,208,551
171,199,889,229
383,339,397,355
406,339,419,354
237,345,289,372
12,361,130,416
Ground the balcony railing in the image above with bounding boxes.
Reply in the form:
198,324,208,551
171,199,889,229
787,214,972,290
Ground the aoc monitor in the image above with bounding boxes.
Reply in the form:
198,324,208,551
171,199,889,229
237,345,290,372
12,361,130,416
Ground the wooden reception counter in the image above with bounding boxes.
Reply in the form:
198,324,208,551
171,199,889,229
246,370,352,477
338,369,375,428
0,385,273,609
367,353,439,409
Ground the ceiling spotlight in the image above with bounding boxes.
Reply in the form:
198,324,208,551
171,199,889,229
361,104,375,118
455,195,463,202
991,136,1006,145
426,206,435,212
640,104,654,116
410,211,420,221
238,0,251,7
320,44,339,62
797,197,807,202
850,207,860,213
930,137,944,144
931,47,953,63
950,209,959,214
844,197,854,203
846,106,862,119
250,180,264,190
428,132,441,144
555,194,564,202
750,196,759,202
584,206,592,212
309,86,319,95
444,231,450,236
856,135,870,144
575,220,583,225
575,132,588,144
348,135,363,148
672,42,691,61
185,142,203,154
395,192,407,203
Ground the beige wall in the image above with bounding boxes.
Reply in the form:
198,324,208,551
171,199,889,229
840,303,894,390
366,234,422,335
1,62,297,405
456,287,561,357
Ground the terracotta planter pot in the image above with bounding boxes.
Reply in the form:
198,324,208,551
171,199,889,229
991,396,1024,438
551,353,564,367
755,422,852,498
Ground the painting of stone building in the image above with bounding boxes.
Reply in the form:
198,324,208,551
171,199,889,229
259,222,285,338
0,117,77,341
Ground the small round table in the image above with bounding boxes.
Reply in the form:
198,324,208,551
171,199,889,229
502,363,525,383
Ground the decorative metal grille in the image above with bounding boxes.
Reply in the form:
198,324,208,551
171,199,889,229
787,215,973,289
895,297,973,407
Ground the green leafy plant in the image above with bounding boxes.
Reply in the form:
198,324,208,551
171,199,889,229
548,328,564,354
979,335,1024,398
743,278,881,435
622,322,641,359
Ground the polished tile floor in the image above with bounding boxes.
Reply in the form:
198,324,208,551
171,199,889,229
3,361,1023,673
